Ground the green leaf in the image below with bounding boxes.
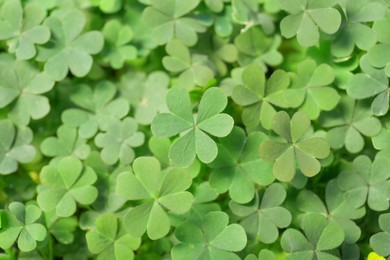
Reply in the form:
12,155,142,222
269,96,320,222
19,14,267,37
37,156,98,217
0,120,36,175
36,9,103,80
116,157,193,239
370,213,390,257
229,183,291,243
172,211,247,260
278,0,341,47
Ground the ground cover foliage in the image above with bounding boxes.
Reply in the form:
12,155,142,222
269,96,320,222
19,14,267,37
1,0,390,259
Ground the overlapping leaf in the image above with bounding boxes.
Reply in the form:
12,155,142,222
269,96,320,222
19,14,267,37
37,156,98,217
370,213,390,258
0,120,36,175
94,117,145,165
142,0,206,46
0,0,50,60
277,0,342,47
209,127,274,203
281,213,345,259
36,8,104,81
260,111,330,181
297,180,365,243
119,71,169,125
231,63,301,129
332,0,385,58
171,211,247,260
151,87,234,166
116,157,194,240
319,95,382,153
0,202,46,252
101,20,137,69
86,213,141,260
337,155,390,211
162,39,214,89
0,57,54,125
229,183,291,243
61,81,130,139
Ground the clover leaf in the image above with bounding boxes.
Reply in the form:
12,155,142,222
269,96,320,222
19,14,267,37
0,120,36,175
86,213,141,260
231,63,303,129
119,71,169,125
0,58,55,125
259,111,330,182
0,202,46,252
142,0,206,46
331,0,385,58
347,55,389,116
94,117,145,165
0,0,50,60
40,124,91,160
337,155,390,212
297,180,365,244
61,81,130,139
171,211,247,260
232,0,274,34
229,183,291,244
90,0,122,13
151,87,234,167
37,156,98,217
277,0,342,47
234,26,283,70
36,8,104,81
44,211,78,245
101,19,137,69
370,213,390,258
372,118,390,153
289,59,340,119
116,157,194,240
319,95,382,153
368,17,390,76
204,0,225,13
209,127,274,204
162,39,214,89
245,249,278,260
281,213,345,259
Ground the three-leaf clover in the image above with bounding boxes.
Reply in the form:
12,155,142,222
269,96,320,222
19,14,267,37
281,213,345,259
119,71,169,125
231,63,302,129
36,8,104,81
40,124,91,160
37,156,98,217
289,59,340,120
260,111,330,182
86,213,141,260
142,0,206,46
337,155,390,211
331,0,385,58
234,26,283,70
101,19,137,69
370,213,390,258
229,183,292,244
209,127,274,204
0,120,36,175
0,202,46,252
0,0,51,60
0,58,55,125
116,157,194,240
171,211,247,260
347,55,390,116
94,117,145,165
61,81,130,139
162,39,214,89
319,95,382,153
151,87,234,167
297,180,365,244
277,0,342,47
